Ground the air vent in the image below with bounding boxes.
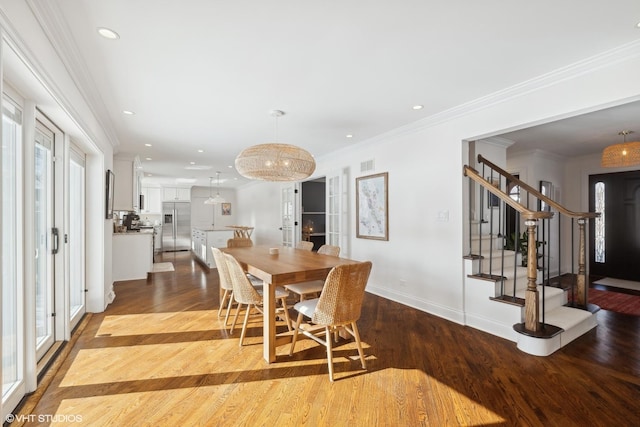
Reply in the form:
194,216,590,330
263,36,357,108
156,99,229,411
360,159,375,173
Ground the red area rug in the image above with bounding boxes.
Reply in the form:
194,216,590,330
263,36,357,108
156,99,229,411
587,288,640,316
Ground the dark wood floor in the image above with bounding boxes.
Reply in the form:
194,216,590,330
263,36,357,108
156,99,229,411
18,252,640,426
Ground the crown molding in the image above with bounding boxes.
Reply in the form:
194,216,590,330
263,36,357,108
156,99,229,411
479,137,515,149
0,7,98,149
346,39,640,151
25,0,120,148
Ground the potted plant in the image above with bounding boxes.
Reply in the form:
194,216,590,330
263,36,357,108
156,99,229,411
504,231,546,267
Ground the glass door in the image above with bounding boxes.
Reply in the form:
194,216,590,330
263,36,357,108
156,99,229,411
326,167,350,257
34,120,56,360
69,147,86,329
281,183,300,247
2,97,24,418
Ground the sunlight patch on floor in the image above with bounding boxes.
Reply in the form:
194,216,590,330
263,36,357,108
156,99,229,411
96,310,217,336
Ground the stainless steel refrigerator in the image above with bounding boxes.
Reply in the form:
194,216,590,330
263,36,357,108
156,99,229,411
162,202,191,251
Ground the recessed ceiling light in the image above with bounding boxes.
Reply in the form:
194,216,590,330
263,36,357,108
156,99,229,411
145,157,152,161
147,173,153,177
122,110,135,115
197,149,204,153
636,21,640,28
190,161,196,165
412,105,424,110
346,134,353,138
228,165,233,168
144,143,152,147
97,27,120,40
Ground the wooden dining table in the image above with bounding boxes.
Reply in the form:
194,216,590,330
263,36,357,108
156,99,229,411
222,245,360,363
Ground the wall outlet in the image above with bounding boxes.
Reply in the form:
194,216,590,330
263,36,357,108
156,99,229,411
437,210,449,222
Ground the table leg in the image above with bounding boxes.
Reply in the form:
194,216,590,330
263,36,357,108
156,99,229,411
263,280,276,363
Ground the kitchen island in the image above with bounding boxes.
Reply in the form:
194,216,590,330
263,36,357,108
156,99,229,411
191,227,234,268
112,231,153,281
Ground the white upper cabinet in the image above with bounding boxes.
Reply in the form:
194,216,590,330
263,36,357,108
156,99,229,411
141,186,162,213
162,186,191,201
113,159,134,211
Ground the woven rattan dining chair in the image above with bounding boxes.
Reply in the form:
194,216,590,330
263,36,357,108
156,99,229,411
212,247,262,328
288,261,372,381
224,253,292,346
211,247,236,326
284,244,341,301
227,237,253,248
296,241,314,251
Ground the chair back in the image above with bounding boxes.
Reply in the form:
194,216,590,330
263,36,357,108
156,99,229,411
317,244,340,257
223,253,262,305
296,241,314,251
227,238,253,248
211,247,233,291
313,261,372,326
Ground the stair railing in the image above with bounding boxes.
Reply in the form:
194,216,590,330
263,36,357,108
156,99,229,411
476,155,600,308
464,165,552,332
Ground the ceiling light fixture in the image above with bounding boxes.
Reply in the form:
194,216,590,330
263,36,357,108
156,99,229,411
122,110,135,115
97,27,120,40
235,110,315,181
204,171,226,205
412,105,424,110
601,130,640,168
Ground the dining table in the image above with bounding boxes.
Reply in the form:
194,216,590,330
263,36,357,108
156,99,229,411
222,245,360,363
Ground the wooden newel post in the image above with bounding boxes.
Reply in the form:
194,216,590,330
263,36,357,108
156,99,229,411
524,219,540,332
576,218,587,307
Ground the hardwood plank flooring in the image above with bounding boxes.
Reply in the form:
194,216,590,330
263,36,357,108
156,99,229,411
16,252,640,426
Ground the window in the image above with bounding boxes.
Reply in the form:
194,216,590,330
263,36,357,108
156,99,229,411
594,181,605,263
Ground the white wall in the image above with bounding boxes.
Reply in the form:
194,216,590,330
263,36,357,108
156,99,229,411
236,41,640,326
235,181,285,246
190,185,238,229
0,1,116,312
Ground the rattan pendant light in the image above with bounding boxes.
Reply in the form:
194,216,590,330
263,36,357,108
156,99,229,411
601,130,640,168
235,110,315,181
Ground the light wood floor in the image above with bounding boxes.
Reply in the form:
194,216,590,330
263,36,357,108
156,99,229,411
17,252,640,426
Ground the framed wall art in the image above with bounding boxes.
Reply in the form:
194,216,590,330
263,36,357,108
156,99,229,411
356,172,388,240
487,177,500,208
221,202,231,215
106,169,115,219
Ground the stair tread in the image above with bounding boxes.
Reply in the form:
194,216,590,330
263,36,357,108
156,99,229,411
544,306,594,330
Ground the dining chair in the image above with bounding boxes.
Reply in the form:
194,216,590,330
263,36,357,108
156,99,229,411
224,253,292,346
211,247,262,327
227,237,253,248
288,261,372,382
296,241,314,251
284,244,341,301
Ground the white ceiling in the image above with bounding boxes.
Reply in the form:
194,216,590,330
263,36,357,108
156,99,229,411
36,1,640,187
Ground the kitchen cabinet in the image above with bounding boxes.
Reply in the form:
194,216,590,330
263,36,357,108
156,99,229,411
113,159,134,211
162,186,191,201
113,158,143,212
191,227,234,268
141,186,162,213
112,232,153,281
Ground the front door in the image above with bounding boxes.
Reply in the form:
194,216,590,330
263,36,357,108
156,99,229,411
589,171,640,281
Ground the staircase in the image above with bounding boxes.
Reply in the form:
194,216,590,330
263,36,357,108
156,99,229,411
464,234,597,356
463,155,600,356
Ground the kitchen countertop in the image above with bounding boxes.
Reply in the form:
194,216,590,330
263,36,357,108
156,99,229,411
193,227,233,232
113,230,154,236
